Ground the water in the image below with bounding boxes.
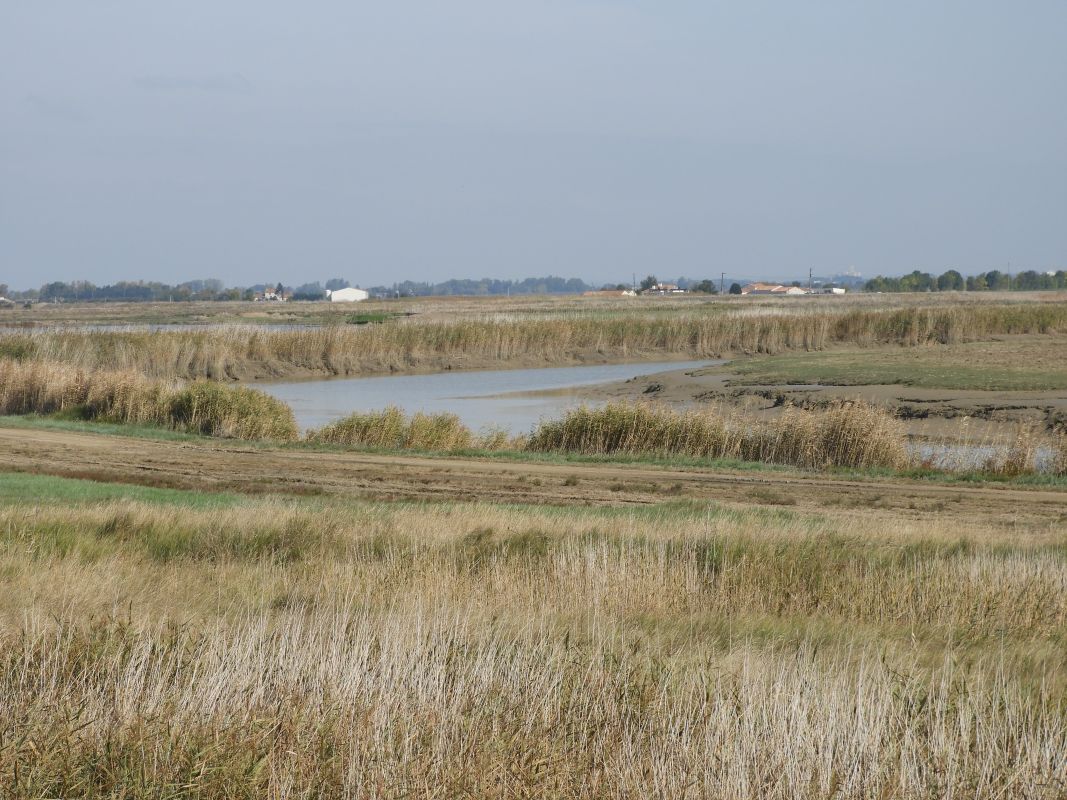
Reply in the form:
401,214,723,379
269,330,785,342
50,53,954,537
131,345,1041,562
911,442,1056,471
260,360,717,433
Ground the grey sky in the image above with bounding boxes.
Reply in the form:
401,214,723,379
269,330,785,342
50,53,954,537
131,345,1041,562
2,2,1065,289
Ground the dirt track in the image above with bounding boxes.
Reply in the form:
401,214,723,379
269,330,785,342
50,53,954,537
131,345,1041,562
2,427,1066,530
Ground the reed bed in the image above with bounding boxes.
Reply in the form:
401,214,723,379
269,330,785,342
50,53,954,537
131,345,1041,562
306,406,494,451
4,353,1064,474
4,301,1066,379
2,495,1065,797
525,401,909,470
305,401,907,470
311,401,1067,475
0,358,297,440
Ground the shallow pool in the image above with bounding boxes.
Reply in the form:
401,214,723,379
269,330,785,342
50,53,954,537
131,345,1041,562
260,360,717,433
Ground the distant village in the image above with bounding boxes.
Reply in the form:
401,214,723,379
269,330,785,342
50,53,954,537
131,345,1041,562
5,266,1065,305
584,281,847,298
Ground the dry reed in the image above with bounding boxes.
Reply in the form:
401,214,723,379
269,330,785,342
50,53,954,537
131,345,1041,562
4,301,1065,380
307,406,477,450
1,496,1064,797
527,401,911,470
0,358,297,440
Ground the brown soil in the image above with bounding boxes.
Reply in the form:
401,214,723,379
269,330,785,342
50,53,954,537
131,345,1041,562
2,428,1064,531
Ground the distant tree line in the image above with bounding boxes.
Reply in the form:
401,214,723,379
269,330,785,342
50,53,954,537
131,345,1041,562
864,269,1067,293
1,275,602,302
7,279,245,303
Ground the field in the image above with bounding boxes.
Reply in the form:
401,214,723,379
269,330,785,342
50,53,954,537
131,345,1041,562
3,471,1065,797
1,293,1066,797
728,335,1067,392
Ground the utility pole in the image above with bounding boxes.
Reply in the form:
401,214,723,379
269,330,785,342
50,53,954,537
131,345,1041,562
720,272,725,295
808,267,813,294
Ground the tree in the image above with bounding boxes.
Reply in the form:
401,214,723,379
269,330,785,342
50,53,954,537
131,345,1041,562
0,284,8,298
937,270,964,291
984,270,1010,291
692,279,717,294
325,278,350,291
729,282,742,295
899,270,936,292
639,275,658,292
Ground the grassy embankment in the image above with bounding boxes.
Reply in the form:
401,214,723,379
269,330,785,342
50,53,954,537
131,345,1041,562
1,471,1064,797
3,301,1066,380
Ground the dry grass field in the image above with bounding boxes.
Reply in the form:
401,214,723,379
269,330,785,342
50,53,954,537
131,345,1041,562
1,473,1065,798
1,293,1067,797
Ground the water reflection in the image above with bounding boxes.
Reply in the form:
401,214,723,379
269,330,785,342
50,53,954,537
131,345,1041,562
260,360,716,432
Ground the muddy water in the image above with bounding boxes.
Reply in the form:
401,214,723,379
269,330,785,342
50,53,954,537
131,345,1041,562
260,360,719,433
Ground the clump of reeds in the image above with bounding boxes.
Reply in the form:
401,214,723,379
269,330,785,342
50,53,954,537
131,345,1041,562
306,406,515,451
0,358,297,441
526,400,911,471
1054,432,1067,476
979,423,1042,477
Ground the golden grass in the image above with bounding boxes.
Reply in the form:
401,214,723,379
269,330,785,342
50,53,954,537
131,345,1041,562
527,401,911,470
307,406,479,450
2,495,1065,797
307,400,910,470
306,401,1067,476
0,358,297,440
4,301,1066,380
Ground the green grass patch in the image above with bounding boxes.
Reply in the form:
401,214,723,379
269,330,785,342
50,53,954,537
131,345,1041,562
729,350,1067,391
0,413,209,442
345,311,400,325
0,472,244,509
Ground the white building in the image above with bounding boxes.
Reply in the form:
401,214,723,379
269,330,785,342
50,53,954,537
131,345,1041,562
740,283,809,296
327,287,369,302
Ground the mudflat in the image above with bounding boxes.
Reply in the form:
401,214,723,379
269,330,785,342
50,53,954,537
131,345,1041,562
586,334,1067,440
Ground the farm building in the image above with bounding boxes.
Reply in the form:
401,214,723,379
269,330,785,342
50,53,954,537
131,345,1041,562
644,283,685,295
327,287,369,302
740,283,809,295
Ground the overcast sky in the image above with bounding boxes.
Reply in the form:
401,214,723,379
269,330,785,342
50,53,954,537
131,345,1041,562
2,2,1065,289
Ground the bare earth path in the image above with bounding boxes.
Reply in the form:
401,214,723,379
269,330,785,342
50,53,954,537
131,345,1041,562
2,427,1065,530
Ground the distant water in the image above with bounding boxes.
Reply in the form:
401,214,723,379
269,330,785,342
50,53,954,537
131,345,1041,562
260,360,717,433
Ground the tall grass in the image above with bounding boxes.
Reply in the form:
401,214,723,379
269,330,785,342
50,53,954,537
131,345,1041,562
307,409,514,454
2,495,1065,797
0,359,296,440
527,401,910,470
306,406,490,451
5,301,1066,379
309,401,1067,475
306,401,908,470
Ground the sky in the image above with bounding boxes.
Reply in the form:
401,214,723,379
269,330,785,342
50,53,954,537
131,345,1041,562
2,1,1065,289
